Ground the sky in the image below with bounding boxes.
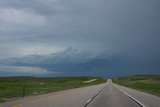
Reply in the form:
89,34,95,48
0,0,160,77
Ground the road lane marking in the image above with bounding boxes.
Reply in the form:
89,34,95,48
114,84,146,107
84,86,105,107
87,99,91,103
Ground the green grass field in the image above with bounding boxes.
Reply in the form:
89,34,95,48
0,76,106,102
113,75,160,97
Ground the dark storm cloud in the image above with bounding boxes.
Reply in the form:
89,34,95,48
0,0,160,77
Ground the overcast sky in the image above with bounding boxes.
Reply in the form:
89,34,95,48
0,0,160,77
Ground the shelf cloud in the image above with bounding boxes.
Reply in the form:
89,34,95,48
0,0,160,77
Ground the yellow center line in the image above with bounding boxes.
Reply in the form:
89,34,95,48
12,94,55,107
13,104,19,107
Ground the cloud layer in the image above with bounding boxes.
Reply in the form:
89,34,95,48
0,0,160,77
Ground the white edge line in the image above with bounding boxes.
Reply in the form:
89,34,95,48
114,84,146,107
84,86,105,107
87,99,91,103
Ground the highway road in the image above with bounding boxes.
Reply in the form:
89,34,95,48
0,79,160,107
87,79,141,107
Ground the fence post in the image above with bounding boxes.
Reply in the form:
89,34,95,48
22,83,25,97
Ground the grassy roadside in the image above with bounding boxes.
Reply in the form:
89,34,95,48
0,76,106,102
112,75,160,97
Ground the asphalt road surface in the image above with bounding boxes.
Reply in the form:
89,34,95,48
87,80,141,107
0,80,160,107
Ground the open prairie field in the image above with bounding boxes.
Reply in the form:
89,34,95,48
0,76,106,102
113,75,160,97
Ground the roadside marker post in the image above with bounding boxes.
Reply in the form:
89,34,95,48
22,83,25,97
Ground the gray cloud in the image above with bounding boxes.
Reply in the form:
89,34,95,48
0,65,51,74
0,0,160,77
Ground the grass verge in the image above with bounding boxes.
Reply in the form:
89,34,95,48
0,76,106,102
112,75,160,97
